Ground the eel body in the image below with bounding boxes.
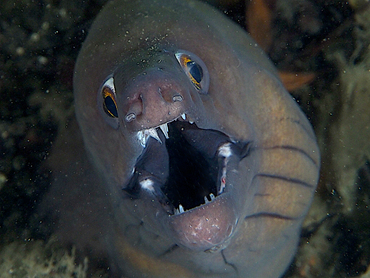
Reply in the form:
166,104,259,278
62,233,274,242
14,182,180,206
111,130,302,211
53,0,321,277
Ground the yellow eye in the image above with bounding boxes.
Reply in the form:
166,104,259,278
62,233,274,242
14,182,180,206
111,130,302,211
179,56,203,90
175,50,209,94
98,76,119,129
102,86,118,118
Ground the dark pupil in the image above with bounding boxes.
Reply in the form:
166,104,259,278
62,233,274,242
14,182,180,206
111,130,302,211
104,95,118,118
187,61,203,84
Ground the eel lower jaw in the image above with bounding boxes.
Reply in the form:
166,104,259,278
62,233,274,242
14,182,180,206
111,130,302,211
174,191,216,215
167,192,239,251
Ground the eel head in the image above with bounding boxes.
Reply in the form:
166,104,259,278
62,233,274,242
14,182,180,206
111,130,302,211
91,47,251,252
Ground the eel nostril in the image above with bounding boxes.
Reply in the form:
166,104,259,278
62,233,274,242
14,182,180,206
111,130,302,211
125,98,143,122
172,94,183,102
125,112,136,122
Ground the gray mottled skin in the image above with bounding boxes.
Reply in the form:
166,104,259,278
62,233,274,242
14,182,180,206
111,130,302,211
49,0,320,277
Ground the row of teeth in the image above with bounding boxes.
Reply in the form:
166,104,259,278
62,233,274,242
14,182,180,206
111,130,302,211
137,113,193,147
135,115,229,215
174,193,216,215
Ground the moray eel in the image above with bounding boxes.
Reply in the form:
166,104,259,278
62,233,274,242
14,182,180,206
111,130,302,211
71,0,320,277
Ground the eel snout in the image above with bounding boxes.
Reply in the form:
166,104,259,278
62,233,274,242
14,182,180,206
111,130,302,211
121,69,193,131
96,47,250,254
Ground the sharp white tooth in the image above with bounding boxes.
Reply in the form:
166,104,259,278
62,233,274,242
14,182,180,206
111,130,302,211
137,127,164,146
189,120,194,124
147,128,162,143
159,123,169,139
209,193,215,200
204,196,209,204
179,204,185,213
137,130,147,147
174,208,179,215
181,113,186,120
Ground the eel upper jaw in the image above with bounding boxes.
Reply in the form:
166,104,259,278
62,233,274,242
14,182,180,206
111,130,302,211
136,112,192,147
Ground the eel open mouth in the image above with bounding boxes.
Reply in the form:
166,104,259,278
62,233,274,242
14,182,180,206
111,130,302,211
123,114,248,216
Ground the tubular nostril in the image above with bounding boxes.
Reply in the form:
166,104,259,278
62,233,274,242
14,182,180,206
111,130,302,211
125,112,136,122
172,94,183,102
125,99,143,122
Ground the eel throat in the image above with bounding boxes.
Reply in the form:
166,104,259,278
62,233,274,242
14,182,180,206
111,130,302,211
124,115,249,218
